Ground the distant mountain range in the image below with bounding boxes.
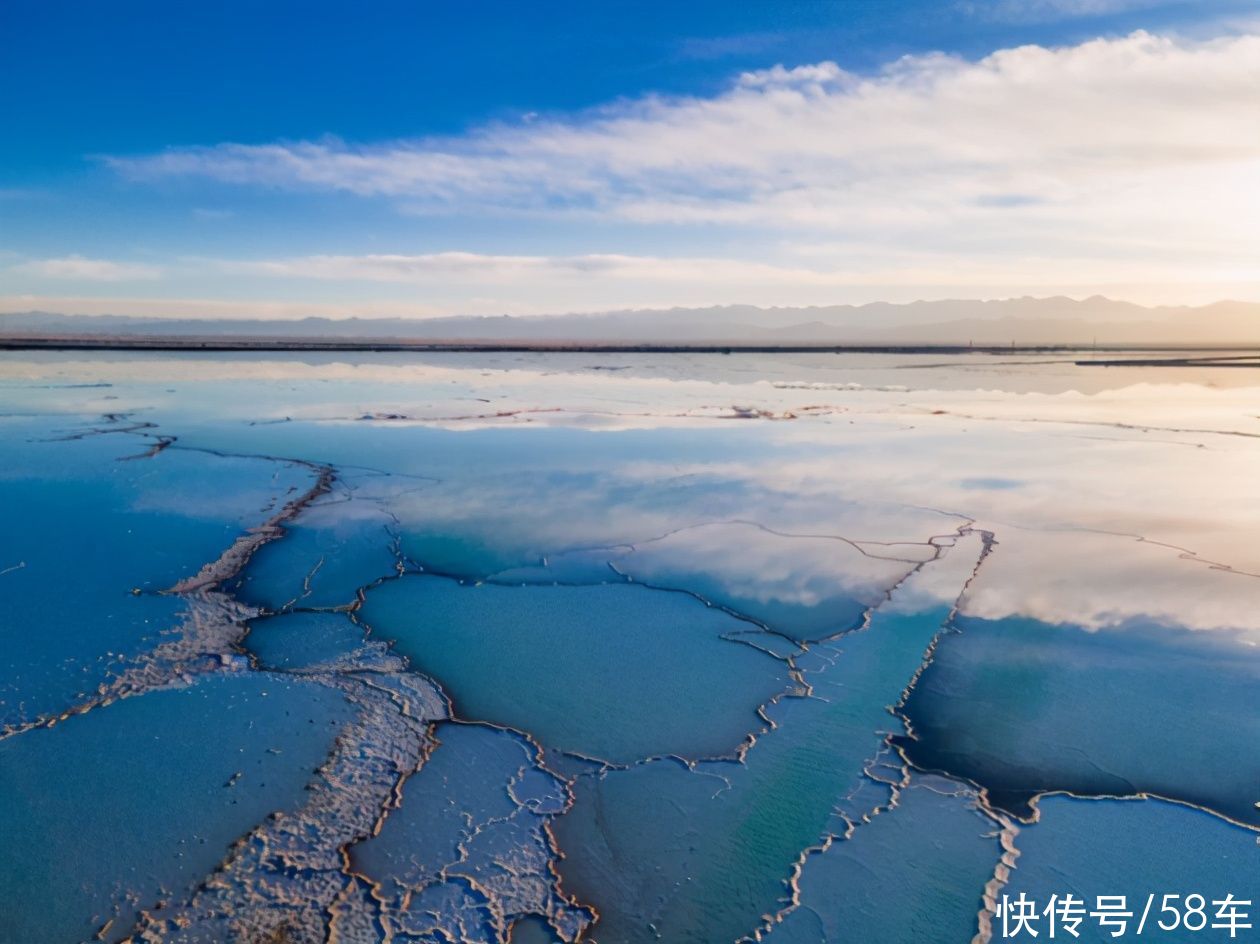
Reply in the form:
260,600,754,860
4,297,1260,345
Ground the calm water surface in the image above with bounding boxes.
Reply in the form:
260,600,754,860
0,351,1256,943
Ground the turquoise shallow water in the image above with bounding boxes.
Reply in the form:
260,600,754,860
230,486,402,610
0,672,351,943
769,777,1002,944
2,352,1258,942
243,610,372,671
359,575,790,762
0,415,313,728
901,615,1260,827
1001,796,1260,943
551,536,984,943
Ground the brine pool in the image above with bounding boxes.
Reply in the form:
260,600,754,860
1,350,1257,943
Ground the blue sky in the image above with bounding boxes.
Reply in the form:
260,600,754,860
2,0,1257,318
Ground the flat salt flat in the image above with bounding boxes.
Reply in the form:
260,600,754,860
0,349,1256,943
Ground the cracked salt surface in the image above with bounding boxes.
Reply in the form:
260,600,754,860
767,776,1003,944
0,414,314,730
350,721,592,942
1,350,1258,943
552,531,989,943
229,480,406,612
989,796,1260,944
0,672,353,943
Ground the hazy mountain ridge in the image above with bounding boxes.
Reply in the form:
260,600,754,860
3,297,1259,345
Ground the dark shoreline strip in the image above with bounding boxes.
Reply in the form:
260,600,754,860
1074,355,1260,367
2,334,1259,356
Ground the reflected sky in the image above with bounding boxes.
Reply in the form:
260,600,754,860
3,350,1257,637
1,349,1257,942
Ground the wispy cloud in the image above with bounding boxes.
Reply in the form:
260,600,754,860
206,248,1254,312
191,207,235,220
223,248,1236,293
0,293,446,320
13,256,163,281
674,31,788,62
227,251,861,286
955,0,1173,24
105,31,1260,290
106,35,1258,213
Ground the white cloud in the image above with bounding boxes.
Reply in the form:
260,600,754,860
14,256,162,282
103,31,1260,297
106,34,1259,218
